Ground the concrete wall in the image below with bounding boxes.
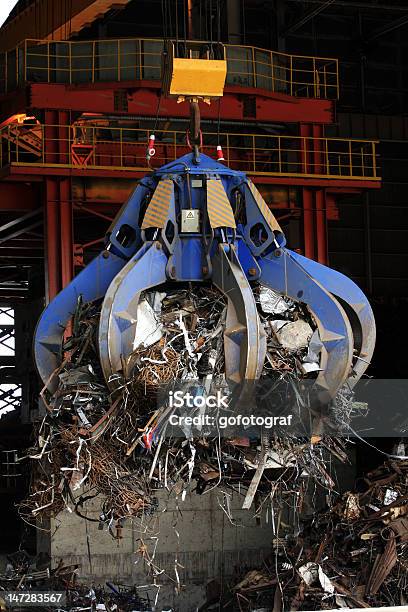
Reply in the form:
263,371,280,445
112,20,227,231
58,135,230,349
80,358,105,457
51,487,275,611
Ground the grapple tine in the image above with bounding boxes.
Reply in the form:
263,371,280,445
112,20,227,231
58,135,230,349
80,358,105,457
259,248,354,396
34,251,125,392
212,243,266,383
288,250,376,387
98,242,169,390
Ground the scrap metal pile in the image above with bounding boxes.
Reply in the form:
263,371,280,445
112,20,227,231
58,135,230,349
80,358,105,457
20,283,346,531
223,457,408,611
0,553,153,611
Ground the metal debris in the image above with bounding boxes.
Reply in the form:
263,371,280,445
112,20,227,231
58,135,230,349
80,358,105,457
224,458,408,610
272,319,313,351
19,285,388,605
258,287,294,315
21,286,335,526
0,554,153,611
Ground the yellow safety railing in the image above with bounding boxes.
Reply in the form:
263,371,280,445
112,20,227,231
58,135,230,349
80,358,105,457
0,38,339,100
0,124,379,181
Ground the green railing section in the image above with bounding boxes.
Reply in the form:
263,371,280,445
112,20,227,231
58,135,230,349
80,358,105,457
0,38,339,99
0,123,379,180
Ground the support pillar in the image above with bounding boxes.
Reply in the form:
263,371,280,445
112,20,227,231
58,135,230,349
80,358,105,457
44,110,70,166
300,123,329,265
302,187,316,260
301,188,329,265
45,178,60,303
60,178,74,288
45,177,73,302
312,123,328,266
300,123,315,260
315,188,328,265
43,110,73,301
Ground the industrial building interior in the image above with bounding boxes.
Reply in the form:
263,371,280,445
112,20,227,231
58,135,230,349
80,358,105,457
0,0,407,610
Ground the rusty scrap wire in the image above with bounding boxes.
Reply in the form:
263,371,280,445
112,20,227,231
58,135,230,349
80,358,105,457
132,343,182,390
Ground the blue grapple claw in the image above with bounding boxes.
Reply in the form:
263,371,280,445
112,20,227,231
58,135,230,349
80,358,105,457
34,152,375,397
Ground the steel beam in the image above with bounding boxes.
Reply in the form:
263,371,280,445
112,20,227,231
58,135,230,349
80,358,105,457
286,0,408,11
0,220,43,246
20,83,335,125
1,164,381,189
283,0,337,35
0,0,131,52
366,14,408,41
0,210,42,238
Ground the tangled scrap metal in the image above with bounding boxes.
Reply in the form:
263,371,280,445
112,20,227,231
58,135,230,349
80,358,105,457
0,552,153,611
225,457,408,611
20,285,353,535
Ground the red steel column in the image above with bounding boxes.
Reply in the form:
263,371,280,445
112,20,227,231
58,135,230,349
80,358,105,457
60,178,73,288
44,110,74,300
300,124,315,259
315,188,328,265
300,123,330,263
312,123,328,265
58,111,70,165
312,123,323,174
45,178,60,302
302,187,315,260
44,110,58,165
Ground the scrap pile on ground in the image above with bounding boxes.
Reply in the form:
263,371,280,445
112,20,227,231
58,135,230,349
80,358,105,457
216,457,408,611
0,554,153,611
20,285,351,535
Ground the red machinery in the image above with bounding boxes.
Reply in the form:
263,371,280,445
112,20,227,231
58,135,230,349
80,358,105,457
0,33,380,302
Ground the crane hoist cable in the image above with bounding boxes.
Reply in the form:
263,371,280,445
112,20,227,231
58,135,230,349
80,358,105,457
157,0,227,163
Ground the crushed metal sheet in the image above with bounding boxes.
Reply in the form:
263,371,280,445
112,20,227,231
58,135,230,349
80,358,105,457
258,287,293,315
